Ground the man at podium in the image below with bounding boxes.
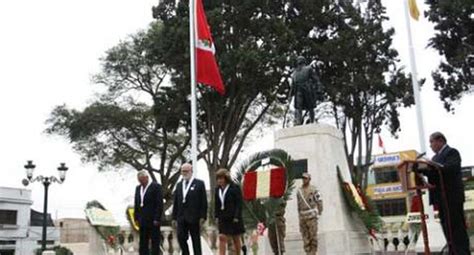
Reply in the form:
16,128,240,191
425,132,470,254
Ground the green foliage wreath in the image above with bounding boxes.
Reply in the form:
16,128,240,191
234,149,297,230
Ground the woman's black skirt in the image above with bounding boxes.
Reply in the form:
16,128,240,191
218,217,245,235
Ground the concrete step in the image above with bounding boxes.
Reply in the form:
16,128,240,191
284,232,305,254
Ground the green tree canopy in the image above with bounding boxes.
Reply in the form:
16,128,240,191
318,0,415,187
425,0,473,110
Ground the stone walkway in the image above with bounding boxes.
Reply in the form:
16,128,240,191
60,236,215,255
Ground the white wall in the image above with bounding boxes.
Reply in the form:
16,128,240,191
0,187,32,240
0,187,59,255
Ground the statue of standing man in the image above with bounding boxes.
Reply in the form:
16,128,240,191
290,56,324,125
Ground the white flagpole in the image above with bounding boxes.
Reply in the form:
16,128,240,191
189,0,198,170
404,0,426,153
404,0,446,250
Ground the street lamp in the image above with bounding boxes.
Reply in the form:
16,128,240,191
22,160,69,252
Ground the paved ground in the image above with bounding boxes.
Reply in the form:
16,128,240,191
60,236,214,255
60,243,89,255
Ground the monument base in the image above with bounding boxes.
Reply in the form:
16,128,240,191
274,124,371,255
320,229,372,254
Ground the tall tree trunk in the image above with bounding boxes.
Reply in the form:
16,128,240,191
207,163,217,223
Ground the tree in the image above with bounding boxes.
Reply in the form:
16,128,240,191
46,25,190,213
313,0,414,188
425,0,473,111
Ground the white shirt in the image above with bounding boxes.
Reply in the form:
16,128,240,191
182,177,194,203
437,144,448,156
218,185,230,210
140,182,151,207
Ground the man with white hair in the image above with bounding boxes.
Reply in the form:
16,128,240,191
134,170,163,255
172,163,208,255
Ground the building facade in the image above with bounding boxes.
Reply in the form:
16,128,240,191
0,187,59,255
366,150,418,227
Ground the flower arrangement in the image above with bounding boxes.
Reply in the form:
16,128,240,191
337,166,383,234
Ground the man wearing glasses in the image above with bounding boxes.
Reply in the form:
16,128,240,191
172,163,208,255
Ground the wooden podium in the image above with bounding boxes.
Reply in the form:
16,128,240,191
398,159,444,255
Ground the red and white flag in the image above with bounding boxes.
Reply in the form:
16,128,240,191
195,0,225,95
242,167,286,200
378,134,387,154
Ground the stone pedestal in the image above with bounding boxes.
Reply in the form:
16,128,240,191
274,124,371,255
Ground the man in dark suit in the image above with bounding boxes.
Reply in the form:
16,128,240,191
172,163,207,255
134,170,163,255
426,132,470,254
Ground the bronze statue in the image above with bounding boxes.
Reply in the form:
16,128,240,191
290,56,324,125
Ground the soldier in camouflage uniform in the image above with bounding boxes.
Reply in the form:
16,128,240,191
268,200,286,255
297,173,323,255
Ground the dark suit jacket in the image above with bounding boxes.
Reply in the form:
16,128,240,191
134,182,163,225
172,178,207,223
214,183,243,221
427,145,465,205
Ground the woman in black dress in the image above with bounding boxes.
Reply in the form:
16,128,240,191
214,168,245,255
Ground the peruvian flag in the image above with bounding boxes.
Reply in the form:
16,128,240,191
242,167,286,200
378,134,386,154
195,0,225,95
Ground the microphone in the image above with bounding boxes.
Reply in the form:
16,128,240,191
417,152,426,159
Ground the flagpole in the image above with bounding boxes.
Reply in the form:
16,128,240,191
404,0,445,251
404,0,426,154
404,0,432,222
189,0,198,170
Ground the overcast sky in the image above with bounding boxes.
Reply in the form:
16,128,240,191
0,0,472,224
